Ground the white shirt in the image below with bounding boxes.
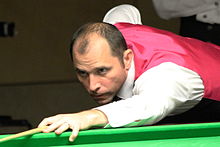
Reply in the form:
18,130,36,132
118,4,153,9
152,0,220,24
95,4,204,128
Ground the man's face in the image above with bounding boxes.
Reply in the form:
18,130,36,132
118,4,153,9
73,34,132,105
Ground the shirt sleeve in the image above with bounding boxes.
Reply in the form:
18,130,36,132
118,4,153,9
94,62,204,128
152,0,215,19
103,4,142,24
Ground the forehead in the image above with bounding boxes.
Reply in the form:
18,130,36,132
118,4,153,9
73,34,119,69
73,33,110,55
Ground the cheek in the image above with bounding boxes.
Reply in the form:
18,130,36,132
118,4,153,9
97,78,112,88
104,71,126,90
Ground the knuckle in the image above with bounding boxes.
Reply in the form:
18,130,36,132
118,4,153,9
40,117,50,124
55,114,62,117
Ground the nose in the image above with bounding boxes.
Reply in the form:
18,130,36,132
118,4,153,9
89,74,101,92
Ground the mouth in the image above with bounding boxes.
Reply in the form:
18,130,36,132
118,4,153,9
90,93,113,104
90,93,106,99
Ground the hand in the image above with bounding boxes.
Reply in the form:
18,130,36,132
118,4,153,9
38,109,108,142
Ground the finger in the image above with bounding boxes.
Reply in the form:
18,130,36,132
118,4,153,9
38,116,59,128
38,118,54,132
38,114,63,128
55,123,70,134
69,126,80,142
38,118,51,128
43,119,65,133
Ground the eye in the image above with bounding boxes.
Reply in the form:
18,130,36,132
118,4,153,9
96,67,110,75
76,69,88,77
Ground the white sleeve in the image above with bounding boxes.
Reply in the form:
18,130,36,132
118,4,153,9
152,0,214,19
95,62,204,128
103,4,142,24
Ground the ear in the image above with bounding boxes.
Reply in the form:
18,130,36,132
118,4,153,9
123,49,133,70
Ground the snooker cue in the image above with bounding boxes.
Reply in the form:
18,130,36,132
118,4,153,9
0,126,48,143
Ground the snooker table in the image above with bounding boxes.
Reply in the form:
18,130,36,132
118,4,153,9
1,122,220,146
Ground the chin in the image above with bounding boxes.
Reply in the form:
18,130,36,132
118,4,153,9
96,98,113,105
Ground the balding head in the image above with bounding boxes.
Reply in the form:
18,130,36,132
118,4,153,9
69,22,127,65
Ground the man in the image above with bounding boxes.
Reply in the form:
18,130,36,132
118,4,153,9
38,4,220,142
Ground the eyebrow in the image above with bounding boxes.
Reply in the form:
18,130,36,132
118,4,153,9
75,66,112,73
95,66,111,70
75,68,87,73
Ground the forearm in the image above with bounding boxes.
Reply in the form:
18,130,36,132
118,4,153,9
78,109,108,128
95,96,166,128
152,0,211,19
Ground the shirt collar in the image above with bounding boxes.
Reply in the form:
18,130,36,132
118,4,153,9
116,59,135,99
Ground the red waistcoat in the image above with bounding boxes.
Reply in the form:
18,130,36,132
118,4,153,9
115,23,220,101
